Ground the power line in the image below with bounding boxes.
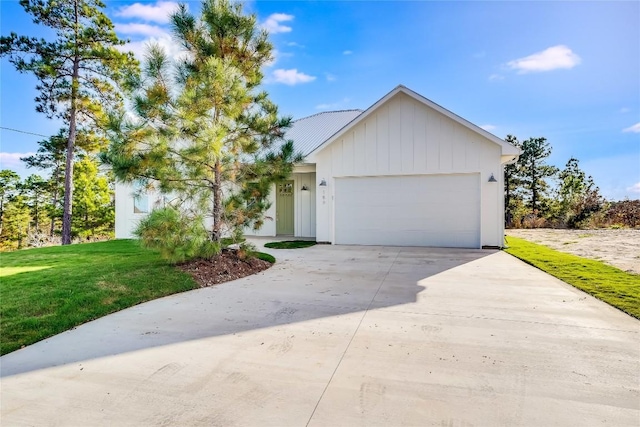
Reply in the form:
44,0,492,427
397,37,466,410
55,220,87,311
0,126,49,138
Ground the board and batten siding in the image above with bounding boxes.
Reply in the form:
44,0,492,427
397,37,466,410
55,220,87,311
116,172,316,239
314,91,504,247
243,172,316,238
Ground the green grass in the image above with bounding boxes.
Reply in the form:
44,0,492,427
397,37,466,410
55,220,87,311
255,252,276,263
264,240,317,249
505,236,640,319
0,240,198,355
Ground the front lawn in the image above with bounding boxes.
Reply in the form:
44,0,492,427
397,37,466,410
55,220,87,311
505,236,640,319
0,240,198,355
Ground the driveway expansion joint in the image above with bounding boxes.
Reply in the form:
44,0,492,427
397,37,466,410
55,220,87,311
304,248,402,427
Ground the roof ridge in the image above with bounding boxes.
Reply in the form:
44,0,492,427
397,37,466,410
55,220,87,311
293,109,363,123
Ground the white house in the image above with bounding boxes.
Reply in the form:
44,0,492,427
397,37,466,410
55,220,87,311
115,85,520,248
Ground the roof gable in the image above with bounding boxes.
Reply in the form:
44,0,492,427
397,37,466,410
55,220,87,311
308,85,520,158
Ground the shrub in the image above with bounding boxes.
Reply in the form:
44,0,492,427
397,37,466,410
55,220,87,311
134,207,220,264
602,200,640,228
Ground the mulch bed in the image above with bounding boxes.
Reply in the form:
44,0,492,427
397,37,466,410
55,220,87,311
177,249,272,287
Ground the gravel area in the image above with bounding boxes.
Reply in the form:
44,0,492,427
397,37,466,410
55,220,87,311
506,228,640,274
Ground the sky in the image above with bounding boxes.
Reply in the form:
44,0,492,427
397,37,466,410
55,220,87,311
1,0,639,200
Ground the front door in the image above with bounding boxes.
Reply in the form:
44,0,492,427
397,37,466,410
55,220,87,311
276,181,294,235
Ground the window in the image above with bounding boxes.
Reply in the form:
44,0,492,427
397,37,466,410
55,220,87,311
133,182,149,214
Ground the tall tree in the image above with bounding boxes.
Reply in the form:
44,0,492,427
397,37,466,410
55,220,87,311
503,134,522,226
72,156,114,237
20,174,50,231
103,0,300,261
0,196,31,249
518,137,558,215
556,157,604,228
1,0,138,245
21,130,67,236
0,170,21,236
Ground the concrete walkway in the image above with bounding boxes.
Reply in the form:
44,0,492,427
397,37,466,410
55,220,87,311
1,243,638,426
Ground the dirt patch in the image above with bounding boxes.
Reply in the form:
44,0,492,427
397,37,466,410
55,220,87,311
506,229,640,274
178,250,273,287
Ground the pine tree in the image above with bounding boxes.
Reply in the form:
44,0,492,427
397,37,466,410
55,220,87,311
503,134,522,227
0,170,21,236
20,174,49,232
519,137,558,216
72,156,114,237
556,158,604,228
21,130,67,236
103,0,300,260
1,196,31,249
1,0,138,245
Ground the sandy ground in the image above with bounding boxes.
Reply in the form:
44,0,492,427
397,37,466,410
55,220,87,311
506,229,640,274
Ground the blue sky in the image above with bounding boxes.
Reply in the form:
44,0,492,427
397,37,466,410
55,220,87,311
1,0,639,200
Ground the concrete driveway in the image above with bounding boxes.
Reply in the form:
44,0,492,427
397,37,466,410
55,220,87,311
1,243,638,426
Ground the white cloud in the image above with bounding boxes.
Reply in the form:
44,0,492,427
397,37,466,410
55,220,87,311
620,107,631,113
315,98,351,110
115,23,168,38
325,73,336,82
489,74,504,81
115,1,180,24
473,51,486,59
0,152,35,170
287,42,304,48
628,182,640,194
343,50,353,55
480,124,497,131
622,122,640,133
261,13,294,34
506,45,581,73
271,68,315,85
121,33,188,63
264,49,294,68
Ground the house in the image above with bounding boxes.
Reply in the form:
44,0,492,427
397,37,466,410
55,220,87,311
115,85,520,248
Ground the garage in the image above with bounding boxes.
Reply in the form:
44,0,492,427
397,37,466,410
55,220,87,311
334,174,480,247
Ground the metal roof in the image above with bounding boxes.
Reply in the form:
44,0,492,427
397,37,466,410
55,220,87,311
285,109,363,156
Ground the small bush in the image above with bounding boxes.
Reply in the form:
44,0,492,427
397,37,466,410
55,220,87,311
134,207,220,264
602,200,640,228
521,214,547,229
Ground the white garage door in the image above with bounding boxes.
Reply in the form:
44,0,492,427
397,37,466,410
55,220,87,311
334,174,480,248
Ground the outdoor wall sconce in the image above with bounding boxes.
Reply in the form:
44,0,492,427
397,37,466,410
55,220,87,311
319,179,327,186
488,173,497,183
301,185,309,191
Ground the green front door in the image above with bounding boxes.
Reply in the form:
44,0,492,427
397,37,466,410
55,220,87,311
276,180,294,235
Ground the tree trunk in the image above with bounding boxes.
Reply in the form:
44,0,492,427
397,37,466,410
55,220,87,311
212,159,222,243
61,123,76,244
61,65,79,245
61,2,80,245
50,166,61,237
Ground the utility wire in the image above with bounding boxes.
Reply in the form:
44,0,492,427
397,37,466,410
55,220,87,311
0,126,49,138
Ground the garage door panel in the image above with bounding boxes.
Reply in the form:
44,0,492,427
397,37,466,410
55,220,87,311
334,175,480,248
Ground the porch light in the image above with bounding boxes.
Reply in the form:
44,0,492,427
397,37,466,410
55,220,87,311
319,179,327,186
488,173,497,183
301,185,309,191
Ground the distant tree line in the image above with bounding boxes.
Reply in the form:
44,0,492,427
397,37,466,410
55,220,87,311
0,131,113,250
504,135,639,229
